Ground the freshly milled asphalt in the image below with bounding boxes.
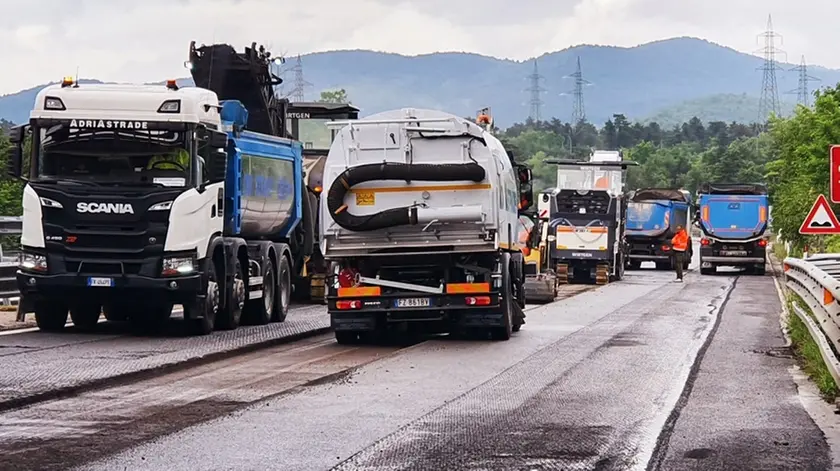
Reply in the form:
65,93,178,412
650,273,832,470
76,255,791,471
0,304,328,409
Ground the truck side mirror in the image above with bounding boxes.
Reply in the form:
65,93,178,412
515,164,533,212
6,125,27,180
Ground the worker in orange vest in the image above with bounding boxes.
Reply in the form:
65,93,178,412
671,225,689,282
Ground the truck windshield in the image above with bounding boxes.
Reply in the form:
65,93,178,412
556,166,623,195
296,119,335,150
33,123,193,187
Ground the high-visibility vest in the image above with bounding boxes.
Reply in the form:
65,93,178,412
671,230,689,251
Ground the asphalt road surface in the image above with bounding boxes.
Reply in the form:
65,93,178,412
0,255,832,470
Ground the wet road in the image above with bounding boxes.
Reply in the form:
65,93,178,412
0,255,831,470
64,257,832,471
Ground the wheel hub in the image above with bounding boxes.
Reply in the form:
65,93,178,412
234,278,246,310
207,280,220,314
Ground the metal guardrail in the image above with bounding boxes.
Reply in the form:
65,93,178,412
783,255,840,386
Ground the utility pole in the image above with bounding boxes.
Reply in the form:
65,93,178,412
787,55,820,107
562,56,590,124
756,14,785,122
525,59,546,122
290,55,312,102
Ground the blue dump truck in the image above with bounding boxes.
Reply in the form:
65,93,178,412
696,183,770,276
625,188,693,270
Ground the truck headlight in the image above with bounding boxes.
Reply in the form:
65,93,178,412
149,201,173,211
19,252,47,272
39,197,63,209
161,255,196,276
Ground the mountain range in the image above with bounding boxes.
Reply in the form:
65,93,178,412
1,37,837,129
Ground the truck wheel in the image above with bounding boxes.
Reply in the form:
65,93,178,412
700,265,715,275
491,253,513,341
128,303,172,335
34,300,68,332
102,304,128,322
272,256,292,323
216,258,246,330
188,261,220,335
245,257,275,326
628,260,641,270
754,264,766,276
70,302,101,331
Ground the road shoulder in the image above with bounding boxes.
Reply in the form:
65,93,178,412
652,272,832,470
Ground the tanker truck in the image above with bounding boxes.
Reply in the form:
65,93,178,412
8,72,311,334
319,108,534,343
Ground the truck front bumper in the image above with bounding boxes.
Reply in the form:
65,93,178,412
17,269,202,302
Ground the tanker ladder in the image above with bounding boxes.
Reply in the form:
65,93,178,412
595,263,610,285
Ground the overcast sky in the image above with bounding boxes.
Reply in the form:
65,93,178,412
0,0,836,95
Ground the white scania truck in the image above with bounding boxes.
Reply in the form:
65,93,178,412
318,108,534,343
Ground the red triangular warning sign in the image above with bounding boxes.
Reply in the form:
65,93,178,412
799,194,840,234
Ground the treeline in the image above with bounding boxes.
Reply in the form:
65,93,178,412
497,114,770,193
766,83,840,254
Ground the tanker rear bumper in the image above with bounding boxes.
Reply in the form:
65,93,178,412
328,292,504,332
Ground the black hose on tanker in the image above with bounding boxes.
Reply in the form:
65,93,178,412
326,162,486,232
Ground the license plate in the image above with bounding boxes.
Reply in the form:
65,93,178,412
395,298,430,308
721,251,747,256
87,277,113,287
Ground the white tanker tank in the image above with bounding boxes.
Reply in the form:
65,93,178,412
318,108,534,344
320,108,521,256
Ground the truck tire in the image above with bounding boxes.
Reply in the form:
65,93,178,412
128,303,172,334
335,331,359,344
34,300,68,332
244,257,275,325
216,257,246,330
627,260,641,270
700,265,715,275
70,302,101,331
491,252,514,341
272,256,291,323
187,261,220,335
753,264,766,276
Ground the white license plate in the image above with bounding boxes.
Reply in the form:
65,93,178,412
87,277,113,287
395,298,430,308
721,251,747,256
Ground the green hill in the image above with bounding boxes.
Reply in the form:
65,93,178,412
1,37,838,128
642,93,798,127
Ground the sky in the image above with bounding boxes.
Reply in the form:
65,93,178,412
0,0,837,95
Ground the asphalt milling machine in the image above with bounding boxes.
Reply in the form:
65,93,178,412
523,158,637,301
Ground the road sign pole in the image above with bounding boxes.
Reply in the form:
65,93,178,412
831,145,840,203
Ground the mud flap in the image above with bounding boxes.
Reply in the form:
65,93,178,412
15,294,35,322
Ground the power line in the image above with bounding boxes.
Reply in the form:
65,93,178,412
525,59,546,121
289,55,313,102
787,55,820,107
756,14,786,122
562,56,590,124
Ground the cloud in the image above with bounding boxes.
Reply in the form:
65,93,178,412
0,0,837,95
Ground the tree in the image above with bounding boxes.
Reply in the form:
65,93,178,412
318,89,350,104
766,84,840,252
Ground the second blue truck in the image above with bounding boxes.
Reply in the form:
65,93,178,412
695,183,770,275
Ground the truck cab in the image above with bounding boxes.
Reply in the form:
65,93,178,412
7,78,230,331
284,102,359,301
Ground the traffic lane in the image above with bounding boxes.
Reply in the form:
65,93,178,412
0,334,409,471
0,304,328,409
79,269,718,471
651,275,831,470
331,271,734,470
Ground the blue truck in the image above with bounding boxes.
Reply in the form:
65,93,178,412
8,43,324,335
625,188,693,270
695,183,770,276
